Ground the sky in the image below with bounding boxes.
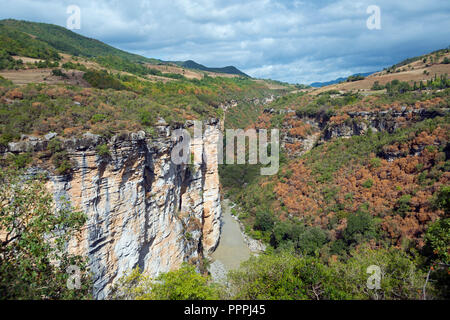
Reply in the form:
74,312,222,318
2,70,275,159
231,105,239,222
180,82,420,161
1,0,449,84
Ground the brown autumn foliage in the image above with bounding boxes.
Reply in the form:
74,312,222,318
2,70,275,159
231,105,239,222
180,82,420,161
254,113,272,130
44,87,72,99
329,114,350,125
5,88,23,99
274,125,449,248
288,121,312,138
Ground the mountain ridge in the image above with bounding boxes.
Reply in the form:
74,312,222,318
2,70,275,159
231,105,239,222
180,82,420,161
172,59,250,77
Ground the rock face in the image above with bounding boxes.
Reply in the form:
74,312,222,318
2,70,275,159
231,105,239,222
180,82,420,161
3,120,222,299
324,108,449,140
264,106,449,159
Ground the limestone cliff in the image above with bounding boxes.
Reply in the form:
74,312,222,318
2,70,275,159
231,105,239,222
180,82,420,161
4,119,222,299
323,107,449,140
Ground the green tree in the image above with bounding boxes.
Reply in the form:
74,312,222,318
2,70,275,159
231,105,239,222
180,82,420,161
422,218,450,299
424,218,450,265
227,251,349,300
333,245,427,300
138,110,155,127
434,185,450,215
395,195,412,217
371,81,384,90
96,144,110,158
254,210,274,232
110,264,219,300
342,208,377,245
0,168,92,299
271,222,328,255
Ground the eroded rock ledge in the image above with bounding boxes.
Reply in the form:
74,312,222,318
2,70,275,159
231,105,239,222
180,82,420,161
265,106,449,158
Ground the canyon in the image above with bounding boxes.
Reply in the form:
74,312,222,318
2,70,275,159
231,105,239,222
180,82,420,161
2,102,447,299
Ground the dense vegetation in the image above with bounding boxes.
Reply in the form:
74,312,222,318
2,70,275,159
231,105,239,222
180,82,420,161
110,264,219,300
0,19,153,62
371,76,450,93
112,243,439,300
0,73,275,148
0,168,92,299
0,24,60,61
218,84,449,299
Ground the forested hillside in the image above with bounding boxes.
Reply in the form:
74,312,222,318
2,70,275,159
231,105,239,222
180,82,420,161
0,19,154,62
220,77,450,299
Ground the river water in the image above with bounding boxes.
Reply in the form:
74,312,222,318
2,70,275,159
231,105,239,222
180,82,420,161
209,199,251,281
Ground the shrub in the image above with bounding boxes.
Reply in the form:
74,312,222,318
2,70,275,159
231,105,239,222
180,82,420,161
47,138,64,153
227,251,348,300
395,195,412,216
343,208,377,245
91,114,107,123
362,179,374,189
10,152,31,169
369,157,382,168
139,111,155,127
51,68,67,78
254,211,274,232
96,144,110,158
52,150,72,175
334,245,427,300
0,132,16,147
110,264,219,300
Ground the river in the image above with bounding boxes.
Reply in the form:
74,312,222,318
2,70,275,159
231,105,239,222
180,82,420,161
209,199,252,281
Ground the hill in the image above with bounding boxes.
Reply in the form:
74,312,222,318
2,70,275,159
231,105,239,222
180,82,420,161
0,19,253,80
313,48,450,94
310,72,375,88
0,19,290,143
175,60,250,77
0,19,157,63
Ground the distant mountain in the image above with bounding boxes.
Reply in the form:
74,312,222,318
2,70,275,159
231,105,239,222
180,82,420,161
310,72,375,88
175,60,250,77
